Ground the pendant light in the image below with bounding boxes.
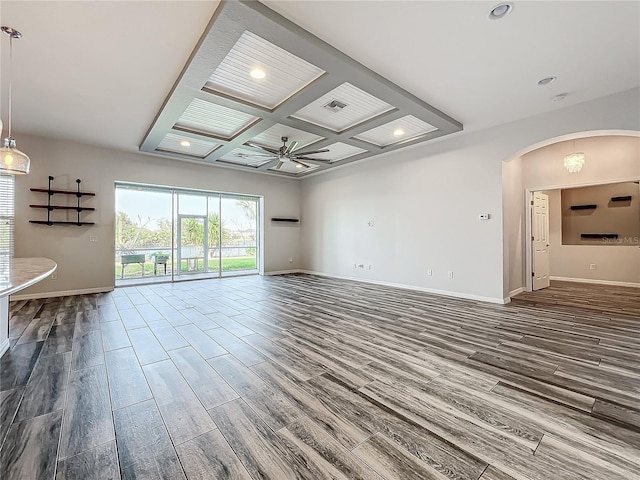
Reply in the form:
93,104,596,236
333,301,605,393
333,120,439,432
0,26,30,175
563,139,585,173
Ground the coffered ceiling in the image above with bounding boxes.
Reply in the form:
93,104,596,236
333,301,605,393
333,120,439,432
139,0,462,177
1,1,638,179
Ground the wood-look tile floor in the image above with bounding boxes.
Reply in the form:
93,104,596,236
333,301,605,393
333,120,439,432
513,280,640,318
1,274,639,480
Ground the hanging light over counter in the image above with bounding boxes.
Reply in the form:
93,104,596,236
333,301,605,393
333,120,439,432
0,26,30,175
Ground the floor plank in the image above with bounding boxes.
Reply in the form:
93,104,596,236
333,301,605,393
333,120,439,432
14,352,70,422
354,432,446,480
104,347,153,410
142,359,216,444
113,399,186,479
55,440,120,480
209,398,309,480
210,354,303,429
127,327,168,365
0,410,62,480
58,365,114,459
175,428,253,480
168,347,238,409
278,416,383,480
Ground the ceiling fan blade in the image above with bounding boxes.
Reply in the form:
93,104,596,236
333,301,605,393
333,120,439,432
275,161,285,170
289,158,311,169
234,152,276,158
285,140,298,154
244,141,279,155
248,157,277,167
292,148,330,156
293,156,331,162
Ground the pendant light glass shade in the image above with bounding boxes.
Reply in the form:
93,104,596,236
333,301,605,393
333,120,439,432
563,139,585,173
0,137,30,174
1,26,30,175
563,152,585,173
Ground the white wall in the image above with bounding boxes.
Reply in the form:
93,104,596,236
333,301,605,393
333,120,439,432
13,134,302,297
301,88,640,303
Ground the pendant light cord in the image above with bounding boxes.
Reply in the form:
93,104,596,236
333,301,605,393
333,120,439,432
7,33,13,138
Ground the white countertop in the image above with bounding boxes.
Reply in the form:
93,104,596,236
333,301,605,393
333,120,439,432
0,257,57,297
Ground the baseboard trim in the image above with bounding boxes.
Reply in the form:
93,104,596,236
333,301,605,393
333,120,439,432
0,339,9,357
549,276,640,288
299,270,507,304
11,286,115,301
264,269,302,276
509,287,525,298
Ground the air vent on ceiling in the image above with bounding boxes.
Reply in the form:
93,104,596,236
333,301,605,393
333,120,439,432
323,99,347,112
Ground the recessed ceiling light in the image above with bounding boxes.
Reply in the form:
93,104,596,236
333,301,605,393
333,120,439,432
551,93,568,102
295,163,303,169
393,128,405,137
489,2,513,20
180,140,191,147
250,68,266,79
538,76,557,86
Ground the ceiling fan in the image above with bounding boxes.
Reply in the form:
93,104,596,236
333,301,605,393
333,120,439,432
234,136,331,170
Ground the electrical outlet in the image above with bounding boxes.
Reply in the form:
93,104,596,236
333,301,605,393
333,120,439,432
357,263,364,269
427,269,433,276
364,264,371,270
447,271,454,279
589,263,597,270
51,273,58,280
367,220,374,227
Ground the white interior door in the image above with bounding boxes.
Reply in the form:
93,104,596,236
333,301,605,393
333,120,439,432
532,192,550,290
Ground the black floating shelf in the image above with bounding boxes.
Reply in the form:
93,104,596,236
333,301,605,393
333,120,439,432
30,188,96,196
580,233,618,239
570,204,597,210
29,221,96,226
611,196,632,202
271,218,300,223
30,204,96,211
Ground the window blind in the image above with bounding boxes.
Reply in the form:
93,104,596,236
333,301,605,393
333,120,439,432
0,175,15,258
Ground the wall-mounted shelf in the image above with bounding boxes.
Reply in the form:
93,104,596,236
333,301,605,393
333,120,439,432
29,221,95,226
29,205,96,211
271,218,300,223
611,196,632,202
30,188,95,197
580,233,618,239
29,177,95,226
570,204,597,210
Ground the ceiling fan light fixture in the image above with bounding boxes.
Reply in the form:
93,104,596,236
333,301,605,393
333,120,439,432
295,163,303,169
1,26,30,175
250,68,266,79
489,2,513,20
180,140,191,147
393,128,405,137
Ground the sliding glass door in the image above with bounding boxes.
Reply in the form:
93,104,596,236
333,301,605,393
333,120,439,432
115,183,260,285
